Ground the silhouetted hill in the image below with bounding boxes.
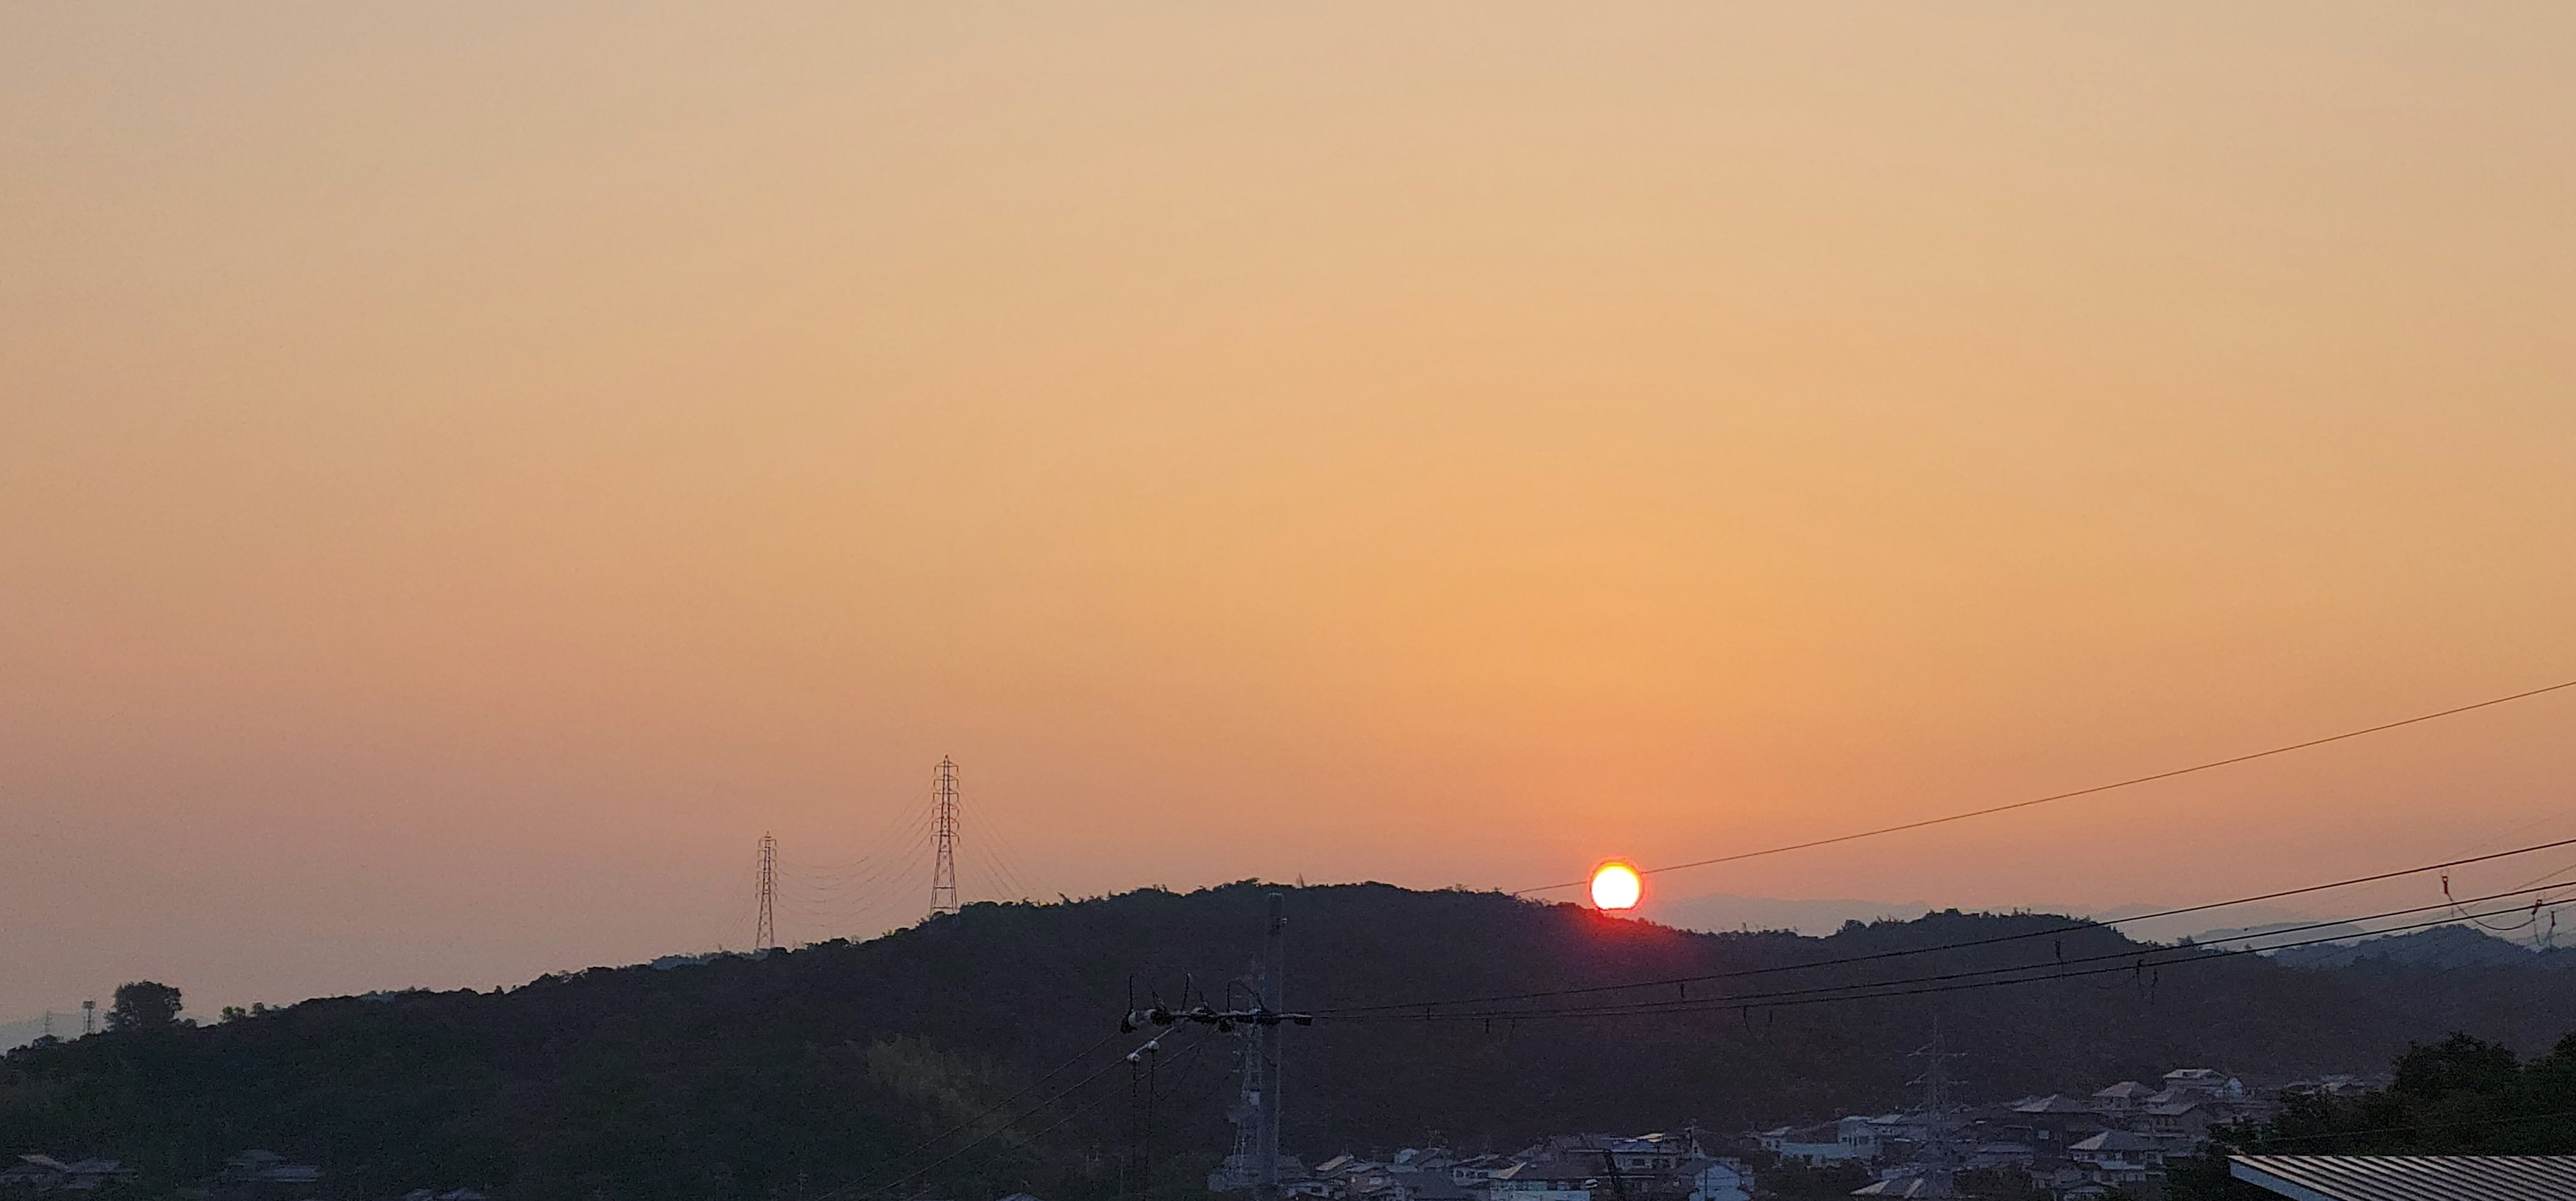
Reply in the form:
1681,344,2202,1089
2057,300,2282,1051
2265,922,2576,970
5,883,2575,1201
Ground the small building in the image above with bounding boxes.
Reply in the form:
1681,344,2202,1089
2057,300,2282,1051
2090,1082,2155,1113
56,1162,136,1193
2067,1131,2164,1187
1758,1123,1872,1165
1,1158,69,1191
1485,1161,1595,1201
2159,1068,2243,1100
2139,1100,2212,1140
1680,1159,1748,1201
1450,1155,1511,1187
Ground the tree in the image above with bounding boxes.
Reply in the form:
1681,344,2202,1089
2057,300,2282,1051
2392,1033,2518,1099
107,981,183,1031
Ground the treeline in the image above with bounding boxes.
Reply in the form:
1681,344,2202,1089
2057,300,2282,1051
5,883,2575,1201
2165,1031,2576,1198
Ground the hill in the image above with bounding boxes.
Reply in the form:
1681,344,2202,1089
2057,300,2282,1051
2265,922,2576,970
5,883,2575,1201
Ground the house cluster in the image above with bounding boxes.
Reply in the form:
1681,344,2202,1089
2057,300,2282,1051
1,1158,135,1194
1212,1133,1753,1201
0,1149,488,1201
1754,1066,2306,1198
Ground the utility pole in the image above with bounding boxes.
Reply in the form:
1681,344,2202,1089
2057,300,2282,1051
1587,1139,1631,1201
755,832,779,952
1256,891,1285,1201
930,756,960,916
1124,893,1307,1199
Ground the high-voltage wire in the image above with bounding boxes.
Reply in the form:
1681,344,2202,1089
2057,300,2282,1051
1331,834,2576,1015
1514,675,2576,895
1322,889,2573,1023
839,1030,1208,1201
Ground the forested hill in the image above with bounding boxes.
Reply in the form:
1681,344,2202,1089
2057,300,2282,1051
5,883,2574,1201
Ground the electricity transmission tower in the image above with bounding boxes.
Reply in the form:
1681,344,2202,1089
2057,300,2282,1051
930,756,960,915
1909,1022,1968,1115
755,832,778,951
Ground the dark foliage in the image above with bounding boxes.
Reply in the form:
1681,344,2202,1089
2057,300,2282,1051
2165,1031,2576,1199
7,884,2575,1201
107,983,185,1033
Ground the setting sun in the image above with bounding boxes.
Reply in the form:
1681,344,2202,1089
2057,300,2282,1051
1589,862,1642,911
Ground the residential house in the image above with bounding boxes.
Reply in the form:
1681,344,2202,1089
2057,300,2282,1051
1390,1169,1474,1201
2066,1131,2164,1188
1,1158,68,1192
1484,1160,1595,1201
2000,1095,2104,1152
54,1163,136,1194
1679,1159,1748,1201
1450,1155,1511,1188
2140,1100,2212,1141
2159,1069,2243,1100
2089,1082,2155,1114
1756,1123,1872,1165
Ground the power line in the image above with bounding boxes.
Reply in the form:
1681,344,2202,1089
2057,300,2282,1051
805,1029,1128,1201
1516,675,2576,894
1330,834,2576,1015
1325,889,2573,1023
851,1030,1205,1201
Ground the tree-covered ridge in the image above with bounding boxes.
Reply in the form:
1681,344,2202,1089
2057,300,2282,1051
5,883,2575,1201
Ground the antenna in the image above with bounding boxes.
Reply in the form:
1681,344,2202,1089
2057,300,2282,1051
755,832,779,951
930,757,960,915
81,999,95,1036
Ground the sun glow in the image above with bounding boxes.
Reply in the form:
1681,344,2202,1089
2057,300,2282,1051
1589,861,1642,911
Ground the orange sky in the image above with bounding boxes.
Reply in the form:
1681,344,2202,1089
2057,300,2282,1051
5,3,2576,1019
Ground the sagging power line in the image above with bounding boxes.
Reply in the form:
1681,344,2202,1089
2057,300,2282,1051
1334,834,2576,1016
1515,674,2576,895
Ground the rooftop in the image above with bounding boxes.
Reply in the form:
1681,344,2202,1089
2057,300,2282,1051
2231,1155,2576,1201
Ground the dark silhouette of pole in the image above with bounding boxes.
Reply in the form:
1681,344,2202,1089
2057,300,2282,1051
1257,892,1284,1201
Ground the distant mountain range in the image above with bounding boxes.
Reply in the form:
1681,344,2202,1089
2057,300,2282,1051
2266,922,2574,970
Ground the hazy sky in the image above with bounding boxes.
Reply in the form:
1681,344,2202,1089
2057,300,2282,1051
7,3,2576,1020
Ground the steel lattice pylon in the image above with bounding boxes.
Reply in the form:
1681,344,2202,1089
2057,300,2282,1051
930,757,959,915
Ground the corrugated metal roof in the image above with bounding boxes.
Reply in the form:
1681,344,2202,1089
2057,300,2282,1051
2230,1155,2576,1200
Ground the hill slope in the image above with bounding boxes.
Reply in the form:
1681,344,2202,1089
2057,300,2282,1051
5,883,2574,1201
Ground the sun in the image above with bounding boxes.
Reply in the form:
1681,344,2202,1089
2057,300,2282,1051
1589,861,1642,911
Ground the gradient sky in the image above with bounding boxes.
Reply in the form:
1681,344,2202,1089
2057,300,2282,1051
7,3,2576,1021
